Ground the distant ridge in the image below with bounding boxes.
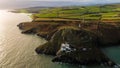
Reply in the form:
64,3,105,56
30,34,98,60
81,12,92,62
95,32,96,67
0,1,120,9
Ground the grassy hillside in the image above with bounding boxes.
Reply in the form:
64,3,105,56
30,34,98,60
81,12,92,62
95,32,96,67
29,3,120,22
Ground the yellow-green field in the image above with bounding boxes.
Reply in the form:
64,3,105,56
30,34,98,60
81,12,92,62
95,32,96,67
22,4,120,22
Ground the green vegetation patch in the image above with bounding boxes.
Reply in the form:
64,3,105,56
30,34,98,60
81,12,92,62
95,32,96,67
30,4,120,22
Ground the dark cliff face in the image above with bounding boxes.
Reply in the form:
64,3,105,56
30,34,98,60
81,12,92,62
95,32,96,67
35,27,97,55
18,22,120,46
98,24,120,45
35,27,117,67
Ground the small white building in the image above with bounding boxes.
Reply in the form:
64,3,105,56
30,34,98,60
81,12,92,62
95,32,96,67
60,42,76,53
60,43,66,51
79,24,81,28
82,48,87,51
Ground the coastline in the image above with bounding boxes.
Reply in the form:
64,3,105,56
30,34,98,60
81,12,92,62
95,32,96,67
16,4,120,67
17,18,120,67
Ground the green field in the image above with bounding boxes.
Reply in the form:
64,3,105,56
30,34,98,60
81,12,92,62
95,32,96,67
29,4,120,22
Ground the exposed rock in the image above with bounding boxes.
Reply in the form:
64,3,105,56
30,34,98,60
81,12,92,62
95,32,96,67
98,23,120,45
18,21,120,67
52,45,116,67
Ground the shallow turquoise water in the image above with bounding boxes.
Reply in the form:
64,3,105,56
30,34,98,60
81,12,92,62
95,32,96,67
0,10,119,68
103,46,120,64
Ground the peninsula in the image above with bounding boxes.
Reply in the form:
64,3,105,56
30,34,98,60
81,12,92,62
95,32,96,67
17,4,120,67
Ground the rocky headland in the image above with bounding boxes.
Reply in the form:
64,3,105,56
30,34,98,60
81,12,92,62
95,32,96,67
17,18,120,67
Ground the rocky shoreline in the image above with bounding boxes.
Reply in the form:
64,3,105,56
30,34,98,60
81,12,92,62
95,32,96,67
18,19,120,67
